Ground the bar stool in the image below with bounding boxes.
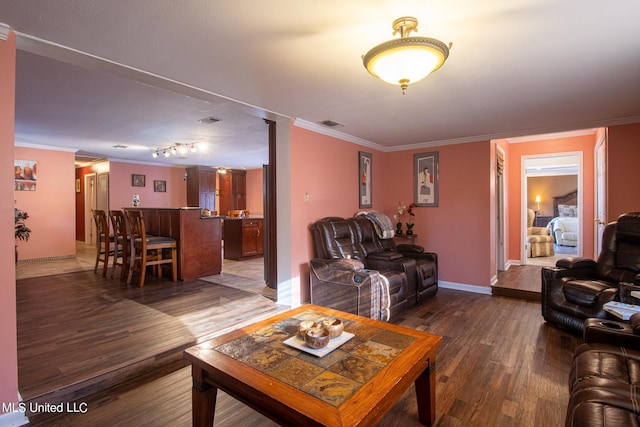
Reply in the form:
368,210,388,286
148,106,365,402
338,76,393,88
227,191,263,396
109,210,129,281
92,209,115,277
125,210,177,287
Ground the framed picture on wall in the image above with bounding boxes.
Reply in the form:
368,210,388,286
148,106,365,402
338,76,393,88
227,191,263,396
132,174,146,187
154,180,166,192
359,151,372,208
413,151,439,207
15,159,37,191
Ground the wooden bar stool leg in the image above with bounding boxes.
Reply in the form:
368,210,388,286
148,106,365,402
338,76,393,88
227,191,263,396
171,247,177,281
139,248,147,287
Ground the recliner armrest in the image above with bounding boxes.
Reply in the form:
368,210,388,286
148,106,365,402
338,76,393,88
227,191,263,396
556,257,597,271
396,244,424,254
583,316,640,351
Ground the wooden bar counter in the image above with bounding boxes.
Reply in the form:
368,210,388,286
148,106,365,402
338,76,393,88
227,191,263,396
124,207,222,281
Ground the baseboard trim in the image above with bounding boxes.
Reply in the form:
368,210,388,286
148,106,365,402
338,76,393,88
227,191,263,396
506,259,521,269
439,281,492,295
17,254,76,264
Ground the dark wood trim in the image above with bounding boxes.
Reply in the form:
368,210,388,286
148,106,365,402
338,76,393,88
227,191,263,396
264,119,277,289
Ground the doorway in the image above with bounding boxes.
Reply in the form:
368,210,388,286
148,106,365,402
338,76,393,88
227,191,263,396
522,153,583,267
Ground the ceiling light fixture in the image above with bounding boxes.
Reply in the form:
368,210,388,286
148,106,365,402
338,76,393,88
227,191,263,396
152,142,202,159
362,16,452,95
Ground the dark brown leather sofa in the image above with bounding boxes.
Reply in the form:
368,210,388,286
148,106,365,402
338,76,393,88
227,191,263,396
565,313,640,426
541,212,640,334
309,216,438,321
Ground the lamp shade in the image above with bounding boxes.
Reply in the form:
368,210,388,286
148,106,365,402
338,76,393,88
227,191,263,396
362,17,451,94
363,37,449,86
535,195,541,203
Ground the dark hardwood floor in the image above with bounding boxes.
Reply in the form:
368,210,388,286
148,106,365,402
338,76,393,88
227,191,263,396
22,265,582,427
492,264,543,301
17,269,288,408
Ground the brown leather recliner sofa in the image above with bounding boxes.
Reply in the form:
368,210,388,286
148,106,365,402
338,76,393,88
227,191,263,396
565,313,640,426
541,212,640,335
309,216,438,321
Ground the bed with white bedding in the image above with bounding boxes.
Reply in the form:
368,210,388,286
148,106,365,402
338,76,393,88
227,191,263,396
547,191,578,246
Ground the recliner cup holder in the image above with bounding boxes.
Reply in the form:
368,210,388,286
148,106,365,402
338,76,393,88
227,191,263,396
599,321,624,329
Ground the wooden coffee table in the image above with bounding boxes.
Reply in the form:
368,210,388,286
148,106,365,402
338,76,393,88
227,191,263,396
184,304,442,426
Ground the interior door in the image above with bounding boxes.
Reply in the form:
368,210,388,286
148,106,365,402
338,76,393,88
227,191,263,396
496,149,506,271
595,136,606,256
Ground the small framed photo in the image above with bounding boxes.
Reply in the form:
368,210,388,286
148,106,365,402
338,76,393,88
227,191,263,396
154,180,166,192
132,174,146,187
75,178,81,193
359,151,372,208
414,151,439,207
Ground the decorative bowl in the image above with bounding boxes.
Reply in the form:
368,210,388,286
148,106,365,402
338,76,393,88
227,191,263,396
304,327,330,349
321,317,344,338
298,320,319,339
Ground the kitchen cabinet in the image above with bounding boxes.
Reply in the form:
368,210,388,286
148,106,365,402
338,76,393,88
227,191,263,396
186,166,217,212
218,169,246,216
224,218,263,260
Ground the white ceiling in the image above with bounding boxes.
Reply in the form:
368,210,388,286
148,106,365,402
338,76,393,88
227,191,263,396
2,0,639,169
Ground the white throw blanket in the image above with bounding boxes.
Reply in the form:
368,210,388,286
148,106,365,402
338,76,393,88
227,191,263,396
358,211,395,239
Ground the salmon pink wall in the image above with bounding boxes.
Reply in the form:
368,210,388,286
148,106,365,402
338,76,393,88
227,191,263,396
507,135,596,261
1,29,19,417
290,123,496,295
14,146,76,260
290,125,385,302
246,168,263,215
108,162,186,210
607,123,640,220
384,141,494,287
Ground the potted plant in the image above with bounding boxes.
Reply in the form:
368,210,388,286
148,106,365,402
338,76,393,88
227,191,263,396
15,208,31,263
405,203,416,235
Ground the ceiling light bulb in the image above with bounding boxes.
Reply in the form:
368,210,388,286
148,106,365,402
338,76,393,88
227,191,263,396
171,146,177,155
191,144,197,152
164,150,170,158
152,151,158,158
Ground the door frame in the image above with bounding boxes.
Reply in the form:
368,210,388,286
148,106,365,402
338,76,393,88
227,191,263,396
84,173,97,245
495,146,506,271
594,134,606,257
521,152,583,265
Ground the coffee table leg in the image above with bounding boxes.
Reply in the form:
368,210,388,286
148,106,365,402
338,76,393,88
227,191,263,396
192,366,217,427
415,358,436,426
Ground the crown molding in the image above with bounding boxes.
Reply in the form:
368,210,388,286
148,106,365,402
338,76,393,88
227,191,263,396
0,23,10,40
15,141,78,153
293,119,388,152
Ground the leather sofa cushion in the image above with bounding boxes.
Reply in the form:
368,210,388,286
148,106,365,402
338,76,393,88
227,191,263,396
563,279,612,306
569,344,640,389
367,251,403,261
567,377,640,427
616,241,640,271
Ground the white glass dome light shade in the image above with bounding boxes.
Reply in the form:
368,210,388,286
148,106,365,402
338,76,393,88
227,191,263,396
362,17,451,94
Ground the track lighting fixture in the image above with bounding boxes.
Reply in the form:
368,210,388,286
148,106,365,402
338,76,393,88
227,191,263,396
152,142,201,159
